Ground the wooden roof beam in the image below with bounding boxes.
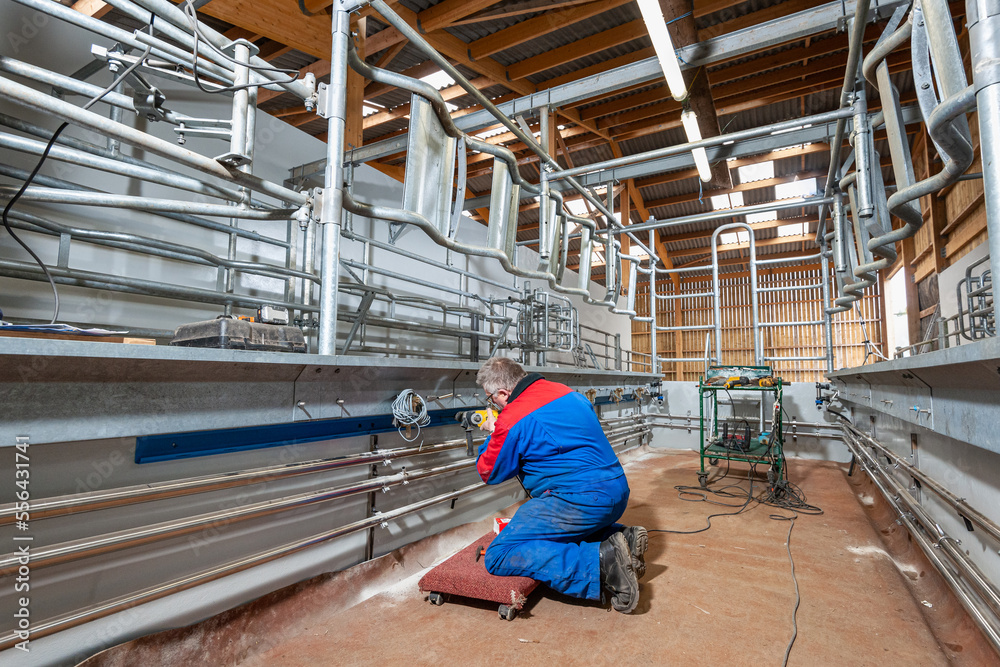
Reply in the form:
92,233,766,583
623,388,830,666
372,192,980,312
364,0,500,55
71,1,112,18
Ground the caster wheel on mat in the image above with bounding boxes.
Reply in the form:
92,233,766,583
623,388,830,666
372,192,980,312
498,604,518,621
708,458,719,466
698,473,708,489
428,592,445,606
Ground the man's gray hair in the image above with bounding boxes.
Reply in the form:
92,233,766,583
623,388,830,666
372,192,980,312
477,357,527,395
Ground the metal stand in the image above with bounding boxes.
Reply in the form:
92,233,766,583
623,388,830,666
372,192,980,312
697,366,785,488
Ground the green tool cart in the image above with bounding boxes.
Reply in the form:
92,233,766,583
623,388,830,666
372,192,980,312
697,365,785,489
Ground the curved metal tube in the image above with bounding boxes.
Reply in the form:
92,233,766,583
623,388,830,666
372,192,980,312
861,16,913,86
830,1,975,316
342,193,624,314
711,223,760,364
346,46,538,196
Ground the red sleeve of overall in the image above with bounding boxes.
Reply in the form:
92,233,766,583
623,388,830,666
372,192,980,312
475,379,572,484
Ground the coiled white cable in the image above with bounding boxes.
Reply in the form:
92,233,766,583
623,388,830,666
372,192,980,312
392,389,430,441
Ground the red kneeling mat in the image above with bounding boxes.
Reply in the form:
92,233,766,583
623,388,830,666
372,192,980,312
418,531,539,608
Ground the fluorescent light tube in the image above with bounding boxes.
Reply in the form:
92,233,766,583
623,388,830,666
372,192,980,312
681,110,712,182
636,0,687,101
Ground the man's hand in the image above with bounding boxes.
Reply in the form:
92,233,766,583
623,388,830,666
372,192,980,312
481,408,497,434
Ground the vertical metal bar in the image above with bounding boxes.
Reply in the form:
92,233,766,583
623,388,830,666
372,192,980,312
302,220,317,309
968,0,1000,325
713,252,723,365
649,231,658,376
365,434,378,562
538,109,551,267
541,291,549,365
318,6,351,355
852,89,875,219
821,244,835,372
229,42,251,162
749,257,760,366
107,81,124,156
223,41,253,317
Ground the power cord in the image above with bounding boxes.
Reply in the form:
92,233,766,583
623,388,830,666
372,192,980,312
2,24,156,325
391,389,430,442
772,511,800,667
648,460,821,665
182,0,300,94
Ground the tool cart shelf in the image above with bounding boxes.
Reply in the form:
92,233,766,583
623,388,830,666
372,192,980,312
697,365,785,488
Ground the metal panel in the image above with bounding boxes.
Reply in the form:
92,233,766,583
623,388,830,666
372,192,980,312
487,158,512,250
504,183,520,261
577,225,593,291
401,95,456,237
829,337,1000,454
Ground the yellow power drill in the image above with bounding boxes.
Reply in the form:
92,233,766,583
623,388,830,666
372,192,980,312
455,408,498,456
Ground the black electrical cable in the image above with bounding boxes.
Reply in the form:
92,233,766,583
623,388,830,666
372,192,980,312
183,0,300,94
773,511,800,667
648,457,821,664
2,31,155,325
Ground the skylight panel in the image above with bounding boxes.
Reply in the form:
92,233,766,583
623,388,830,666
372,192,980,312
774,177,817,200
419,72,458,111
710,192,744,209
710,194,731,210
745,210,777,224
719,231,748,245
737,161,774,183
420,71,455,90
778,222,807,237
564,198,590,217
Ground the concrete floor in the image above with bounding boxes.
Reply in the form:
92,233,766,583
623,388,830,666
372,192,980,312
86,449,996,666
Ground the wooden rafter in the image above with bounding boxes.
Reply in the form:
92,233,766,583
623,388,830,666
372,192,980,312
71,0,112,18
364,0,501,56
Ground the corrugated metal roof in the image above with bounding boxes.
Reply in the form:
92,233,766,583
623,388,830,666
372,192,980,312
489,6,641,66
696,0,797,29
531,39,653,86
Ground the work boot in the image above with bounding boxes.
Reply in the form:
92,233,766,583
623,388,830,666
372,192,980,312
622,526,648,579
599,532,639,614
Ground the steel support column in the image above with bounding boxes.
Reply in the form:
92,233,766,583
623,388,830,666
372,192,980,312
968,0,1000,325
318,5,352,355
